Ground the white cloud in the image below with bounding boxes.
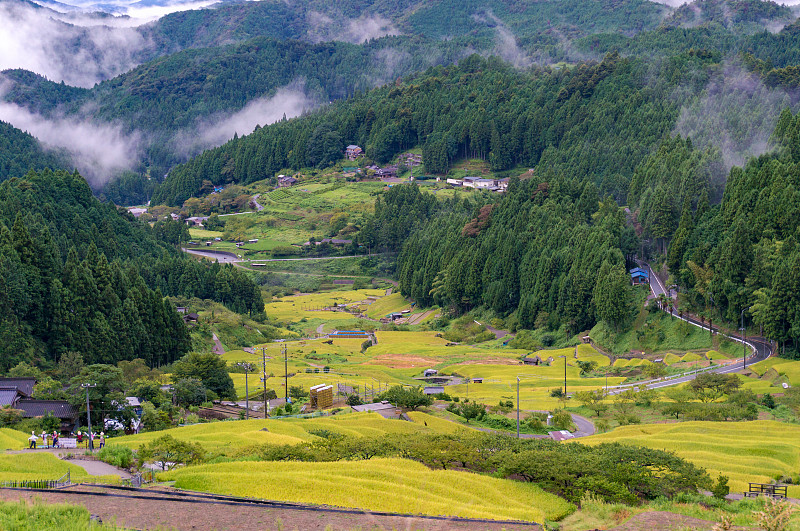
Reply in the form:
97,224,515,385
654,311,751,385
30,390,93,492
0,1,149,86
172,85,315,156
0,94,141,185
306,12,399,44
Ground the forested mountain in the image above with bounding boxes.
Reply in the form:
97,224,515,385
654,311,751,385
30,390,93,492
154,51,709,206
0,170,265,371
0,0,677,203
0,120,69,181
659,110,800,358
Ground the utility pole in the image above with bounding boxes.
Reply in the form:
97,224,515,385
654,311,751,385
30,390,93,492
81,383,96,451
260,347,269,417
516,376,520,439
283,343,288,402
741,307,749,370
236,362,253,420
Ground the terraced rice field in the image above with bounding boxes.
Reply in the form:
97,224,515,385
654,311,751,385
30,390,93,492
0,453,115,483
582,421,800,497
0,429,29,451
364,293,411,319
162,457,574,522
108,412,443,453
406,411,479,434
750,358,800,386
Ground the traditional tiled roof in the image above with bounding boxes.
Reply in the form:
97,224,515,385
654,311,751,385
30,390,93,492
16,400,78,419
0,378,35,396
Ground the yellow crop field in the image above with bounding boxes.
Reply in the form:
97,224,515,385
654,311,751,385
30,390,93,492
705,350,728,360
582,421,800,497
108,412,439,452
0,429,30,450
406,411,480,434
750,358,800,386
365,293,411,319
0,453,99,482
681,353,702,363
613,358,652,368
162,457,574,522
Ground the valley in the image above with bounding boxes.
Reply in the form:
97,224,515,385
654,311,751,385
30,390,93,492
3,0,800,529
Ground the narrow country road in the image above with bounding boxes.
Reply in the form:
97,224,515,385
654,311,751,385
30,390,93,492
603,261,774,395
183,248,241,262
252,193,264,211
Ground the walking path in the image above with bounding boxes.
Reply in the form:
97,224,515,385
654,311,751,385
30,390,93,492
212,333,225,355
66,459,132,479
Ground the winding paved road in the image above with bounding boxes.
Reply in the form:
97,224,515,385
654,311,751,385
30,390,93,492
603,261,774,395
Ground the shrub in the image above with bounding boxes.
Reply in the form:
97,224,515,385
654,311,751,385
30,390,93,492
346,395,363,406
711,475,730,499
98,446,134,469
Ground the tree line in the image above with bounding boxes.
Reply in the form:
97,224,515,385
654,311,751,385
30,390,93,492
0,170,264,370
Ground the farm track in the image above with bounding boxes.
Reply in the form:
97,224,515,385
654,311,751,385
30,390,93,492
0,484,541,530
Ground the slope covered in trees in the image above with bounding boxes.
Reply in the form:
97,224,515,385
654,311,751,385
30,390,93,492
391,177,637,333
0,120,69,183
658,110,800,358
0,170,265,370
155,51,719,205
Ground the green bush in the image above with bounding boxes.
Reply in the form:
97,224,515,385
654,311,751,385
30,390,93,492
98,445,134,469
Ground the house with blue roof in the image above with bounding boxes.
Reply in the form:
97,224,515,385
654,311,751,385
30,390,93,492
629,267,650,285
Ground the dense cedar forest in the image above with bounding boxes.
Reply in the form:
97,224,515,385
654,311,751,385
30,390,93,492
0,120,69,182
154,51,699,206
0,170,264,371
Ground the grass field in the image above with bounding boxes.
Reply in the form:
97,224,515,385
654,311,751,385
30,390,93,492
582,421,800,497
162,457,574,522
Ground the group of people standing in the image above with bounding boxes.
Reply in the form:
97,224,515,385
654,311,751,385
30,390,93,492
27,430,105,450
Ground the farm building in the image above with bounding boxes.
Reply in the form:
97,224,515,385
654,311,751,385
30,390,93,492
523,355,543,366
423,369,438,377
423,386,445,395
345,145,363,160
278,175,298,187
629,267,650,285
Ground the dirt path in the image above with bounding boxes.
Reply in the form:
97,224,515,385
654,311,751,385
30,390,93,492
610,511,750,530
316,323,325,335
212,333,225,355
66,459,132,479
0,486,539,531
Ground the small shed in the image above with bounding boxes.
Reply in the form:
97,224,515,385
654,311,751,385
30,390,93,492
524,355,543,366
549,430,574,441
472,377,484,384
423,369,438,377
423,386,445,395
